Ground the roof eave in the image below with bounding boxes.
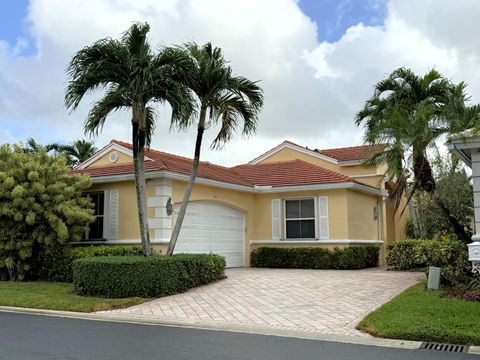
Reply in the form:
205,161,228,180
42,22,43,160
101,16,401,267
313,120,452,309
89,171,386,196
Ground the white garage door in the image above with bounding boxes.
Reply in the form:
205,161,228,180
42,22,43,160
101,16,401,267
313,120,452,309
173,201,245,267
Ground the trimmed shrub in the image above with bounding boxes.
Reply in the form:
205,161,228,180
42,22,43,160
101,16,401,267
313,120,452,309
386,239,470,284
73,254,226,298
385,240,419,270
250,246,379,270
40,245,143,282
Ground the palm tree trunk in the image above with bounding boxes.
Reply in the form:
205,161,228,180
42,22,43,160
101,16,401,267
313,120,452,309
132,120,151,256
413,151,436,192
167,106,207,255
407,198,420,239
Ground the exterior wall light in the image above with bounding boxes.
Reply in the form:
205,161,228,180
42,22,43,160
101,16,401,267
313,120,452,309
166,197,173,216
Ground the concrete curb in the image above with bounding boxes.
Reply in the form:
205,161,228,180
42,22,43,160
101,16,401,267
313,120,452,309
470,346,480,355
0,305,424,351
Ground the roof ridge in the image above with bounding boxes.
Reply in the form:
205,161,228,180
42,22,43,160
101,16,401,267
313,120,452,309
318,143,387,152
110,139,131,147
233,158,301,168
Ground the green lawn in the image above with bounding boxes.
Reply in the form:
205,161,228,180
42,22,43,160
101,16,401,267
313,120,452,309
358,280,480,345
0,281,146,312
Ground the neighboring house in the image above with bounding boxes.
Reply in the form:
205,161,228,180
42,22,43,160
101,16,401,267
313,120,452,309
71,140,409,267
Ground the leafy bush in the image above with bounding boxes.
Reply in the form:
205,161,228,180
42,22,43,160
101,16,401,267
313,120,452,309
73,254,226,298
386,239,470,284
40,245,143,282
0,144,94,280
468,277,480,292
250,246,379,270
407,159,473,242
385,240,419,270
442,277,480,302
463,291,480,302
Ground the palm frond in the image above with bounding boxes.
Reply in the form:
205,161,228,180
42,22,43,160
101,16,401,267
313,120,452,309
65,38,128,111
144,106,157,147
209,94,253,148
84,86,129,137
122,22,152,64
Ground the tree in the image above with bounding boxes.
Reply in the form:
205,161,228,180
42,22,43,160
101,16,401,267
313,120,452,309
23,138,57,153
413,156,473,241
65,23,193,256
166,42,263,255
51,139,97,166
0,144,94,280
356,68,480,240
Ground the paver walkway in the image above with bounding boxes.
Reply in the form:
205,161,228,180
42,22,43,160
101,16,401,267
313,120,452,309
99,268,423,336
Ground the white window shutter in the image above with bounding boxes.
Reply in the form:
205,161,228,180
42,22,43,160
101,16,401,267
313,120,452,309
318,196,329,240
271,199,282,240
108,190,119,240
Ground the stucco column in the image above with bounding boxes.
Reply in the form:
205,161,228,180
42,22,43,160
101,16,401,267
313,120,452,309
449,134,480,274
147,178,173,241
472,150,480,241
448,135,480,242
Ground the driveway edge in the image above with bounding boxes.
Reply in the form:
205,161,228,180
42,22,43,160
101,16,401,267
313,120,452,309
0,305,425,351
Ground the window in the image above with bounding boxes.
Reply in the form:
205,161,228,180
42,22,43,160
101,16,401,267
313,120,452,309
85,191,105,240
285,199,315,239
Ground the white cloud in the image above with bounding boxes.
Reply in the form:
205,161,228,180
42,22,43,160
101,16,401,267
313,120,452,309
0,0,479,165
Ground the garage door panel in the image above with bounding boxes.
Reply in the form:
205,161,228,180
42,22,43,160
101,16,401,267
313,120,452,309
210,242,243,250
208,231,243,240
174,201,245,268
175,246,211,252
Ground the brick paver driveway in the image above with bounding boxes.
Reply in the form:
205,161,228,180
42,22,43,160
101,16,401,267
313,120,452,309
100,268,423,336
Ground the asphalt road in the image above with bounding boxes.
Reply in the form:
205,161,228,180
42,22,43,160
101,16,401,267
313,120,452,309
0,311,477,360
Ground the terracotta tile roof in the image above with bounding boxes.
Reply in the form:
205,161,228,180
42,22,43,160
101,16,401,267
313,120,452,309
71,161,166,177
317,144,387,162
233,160,351,187
73,140,251,186
72,140,354,188
248,140,386,164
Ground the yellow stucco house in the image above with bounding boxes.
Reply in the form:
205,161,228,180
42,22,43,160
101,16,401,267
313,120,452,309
72,140,408,267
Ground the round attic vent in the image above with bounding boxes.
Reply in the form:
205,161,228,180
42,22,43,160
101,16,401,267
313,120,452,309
109,151,118,163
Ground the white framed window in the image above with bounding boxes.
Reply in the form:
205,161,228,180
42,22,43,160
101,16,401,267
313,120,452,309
284,198,316,239
271,196,329,240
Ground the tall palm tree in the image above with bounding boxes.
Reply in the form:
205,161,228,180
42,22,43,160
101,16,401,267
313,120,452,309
356,68,462,205
65,23,193,255
356,67,479,239
166,42,263,255
50,139,97,166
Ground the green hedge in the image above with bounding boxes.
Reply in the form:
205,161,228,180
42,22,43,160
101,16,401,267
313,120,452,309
73,254,226,298
386,239,470,283
40,245,143,282
250,246,379,269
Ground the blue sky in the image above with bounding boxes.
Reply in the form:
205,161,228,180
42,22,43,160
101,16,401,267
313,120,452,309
299,0,387,41
0,0,36,55
0,0,387,57
1,0,469,165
